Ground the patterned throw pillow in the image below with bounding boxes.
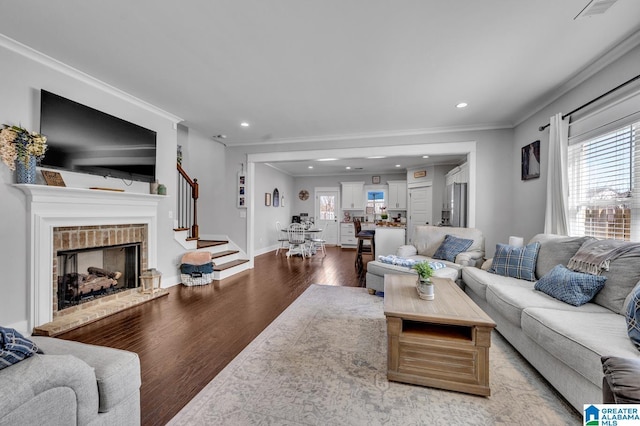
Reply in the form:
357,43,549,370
534,264,606,306
432,235,474,263
625,286,640,350
489,242,540,281
0,326,41,370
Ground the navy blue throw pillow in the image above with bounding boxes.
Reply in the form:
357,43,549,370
0,326,41,370
489,242,540,281
626,286,640,351
535,264,606,306
432,235,473,263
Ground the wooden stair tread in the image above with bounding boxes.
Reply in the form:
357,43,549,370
210,250,239,260
197,240,228,249
214,259,249,271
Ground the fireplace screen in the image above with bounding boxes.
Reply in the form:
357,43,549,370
57,243,140,311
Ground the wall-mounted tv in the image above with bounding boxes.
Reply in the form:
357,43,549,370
40,90,157,183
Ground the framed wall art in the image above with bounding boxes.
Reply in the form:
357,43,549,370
265,192,272,206
521,140,541,181
237,173,247,208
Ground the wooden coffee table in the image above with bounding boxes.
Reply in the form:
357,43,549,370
383,274,496,396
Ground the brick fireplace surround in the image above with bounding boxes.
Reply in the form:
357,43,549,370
16,184,164,335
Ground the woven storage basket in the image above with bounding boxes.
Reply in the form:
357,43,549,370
181,272,214,286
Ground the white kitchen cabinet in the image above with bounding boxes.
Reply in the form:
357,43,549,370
341,182,365,210
340,221,376,247
340,222,357,247
387,180,407,210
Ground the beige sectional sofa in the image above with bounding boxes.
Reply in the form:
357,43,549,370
462,234,640,411
0,336,141,426
365,225,485,293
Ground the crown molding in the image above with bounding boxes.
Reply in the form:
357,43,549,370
514,28,640,127
0,33,183,124
230,123,512,147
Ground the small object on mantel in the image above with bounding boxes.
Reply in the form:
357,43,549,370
89,187,125,192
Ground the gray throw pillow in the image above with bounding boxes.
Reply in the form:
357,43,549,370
530,235,592,280
595,246,640,314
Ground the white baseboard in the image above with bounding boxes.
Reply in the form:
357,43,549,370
7,320,30,336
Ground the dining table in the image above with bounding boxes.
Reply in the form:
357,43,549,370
281,227,323,256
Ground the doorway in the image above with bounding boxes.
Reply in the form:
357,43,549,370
408,186,433,244
315,188,339,245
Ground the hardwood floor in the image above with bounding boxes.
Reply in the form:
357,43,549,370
58,246,363,426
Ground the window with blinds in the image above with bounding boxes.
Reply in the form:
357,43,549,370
567,121,638,241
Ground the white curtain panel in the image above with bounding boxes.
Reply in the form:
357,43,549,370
544,113,569,235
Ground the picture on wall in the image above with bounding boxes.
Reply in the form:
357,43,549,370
265,192,271,206
521,140,541,181
237,173,247,208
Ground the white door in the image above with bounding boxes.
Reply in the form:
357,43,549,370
315,189,340,245
408,186,433,244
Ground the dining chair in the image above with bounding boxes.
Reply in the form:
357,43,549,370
354,219,375,274
275,221,289,255
287,223,308,258
309,228,326,257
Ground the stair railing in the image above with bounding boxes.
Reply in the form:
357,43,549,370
176,163,199,240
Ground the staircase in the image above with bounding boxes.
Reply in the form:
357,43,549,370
175,164,250,281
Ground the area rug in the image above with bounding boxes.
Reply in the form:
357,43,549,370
169,284,582,425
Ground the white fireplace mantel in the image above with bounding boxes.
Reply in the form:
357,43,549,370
15,184,163,330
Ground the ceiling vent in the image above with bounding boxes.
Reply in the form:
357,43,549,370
575,0,619,19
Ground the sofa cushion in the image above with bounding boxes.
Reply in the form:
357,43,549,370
486,279,611,327
594,246,640,315
413,225,484,258
32,337,140,413
601,356,640,403
529,234,592,279
625,284,640,350
521,308,638,388
432,234,473,262
534,264,606,307
0,327,40,370
462,267,503,301
488,242,540,281
396,245,417,257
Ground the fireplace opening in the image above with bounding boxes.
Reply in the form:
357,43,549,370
57,243,141,311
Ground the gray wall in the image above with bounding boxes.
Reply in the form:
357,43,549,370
511,44,640,244
253,163,295,254
226,129,515,258
0,43,185,331
3,32,635,332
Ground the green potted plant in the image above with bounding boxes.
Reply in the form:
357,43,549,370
412,261,434,300
380,206,388,221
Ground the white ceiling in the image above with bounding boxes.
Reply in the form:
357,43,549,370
1,1,640,175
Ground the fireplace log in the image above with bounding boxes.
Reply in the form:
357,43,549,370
87,266,122,280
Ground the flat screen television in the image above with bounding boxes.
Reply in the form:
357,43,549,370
40,90,157,183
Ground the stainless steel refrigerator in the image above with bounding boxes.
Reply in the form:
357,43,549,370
447,183,467,227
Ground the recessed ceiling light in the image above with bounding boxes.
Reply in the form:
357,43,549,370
345,166,351,170
366,156,387,159
456,102,468,109
308,166,314,169
240,121,250,127
395,164,401,168
317,158,338,162
422,155,430,159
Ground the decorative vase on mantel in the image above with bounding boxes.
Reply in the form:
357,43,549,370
416,278,435,300
15,156,37,184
